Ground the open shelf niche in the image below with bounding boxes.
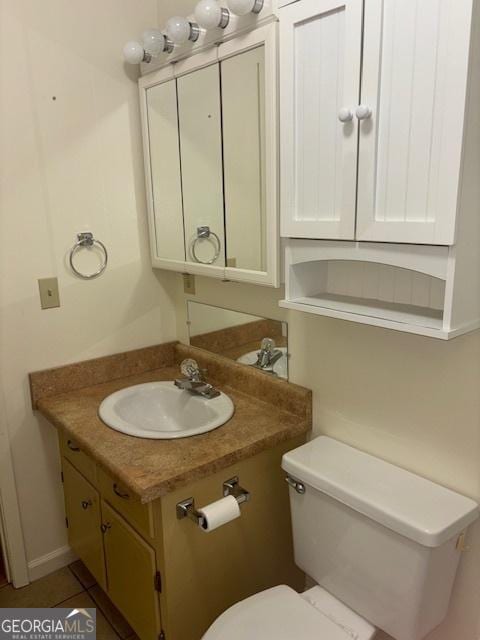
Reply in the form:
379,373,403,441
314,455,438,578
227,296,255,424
280,240,479,339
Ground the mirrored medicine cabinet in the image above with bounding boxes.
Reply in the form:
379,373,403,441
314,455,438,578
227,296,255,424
139,24,279,287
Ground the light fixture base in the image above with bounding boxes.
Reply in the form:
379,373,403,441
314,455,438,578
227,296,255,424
219,7,230,28
143,51,152,63
189,22,201,42
252,0,264,13
164,37,175,53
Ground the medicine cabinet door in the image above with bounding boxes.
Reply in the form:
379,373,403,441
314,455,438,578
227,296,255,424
144,79,185,266
221,45,271,281
177,64,226,271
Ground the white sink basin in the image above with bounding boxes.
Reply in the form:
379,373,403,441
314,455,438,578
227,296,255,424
99,381,234,439
237,347,288,380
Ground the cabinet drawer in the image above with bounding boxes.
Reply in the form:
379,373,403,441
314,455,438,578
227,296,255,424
59,432,97,487
98,468,154,539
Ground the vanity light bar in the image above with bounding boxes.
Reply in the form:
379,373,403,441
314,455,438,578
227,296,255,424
122,0,263,65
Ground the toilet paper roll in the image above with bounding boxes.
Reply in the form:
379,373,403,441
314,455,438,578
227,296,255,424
198,495,241,532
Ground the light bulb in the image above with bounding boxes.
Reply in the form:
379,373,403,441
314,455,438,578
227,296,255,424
123,41,150,64
165,16,200,44
194,0,230,29
143,29,164,56
142,29,174,56
226,0,263,15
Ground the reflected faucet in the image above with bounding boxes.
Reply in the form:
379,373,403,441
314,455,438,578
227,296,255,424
174,359,221,399
253,338,283,374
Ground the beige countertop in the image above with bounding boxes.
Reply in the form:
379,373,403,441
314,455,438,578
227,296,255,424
31,342,311,503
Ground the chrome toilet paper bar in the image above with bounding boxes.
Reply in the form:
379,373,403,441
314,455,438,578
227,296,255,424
176,476,250,527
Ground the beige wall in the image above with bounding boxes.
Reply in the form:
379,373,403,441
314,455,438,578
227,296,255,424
173,274,480,640
0,0,177,576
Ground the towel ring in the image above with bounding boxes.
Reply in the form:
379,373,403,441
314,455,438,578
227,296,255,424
191,226,221,265
69,232,108,279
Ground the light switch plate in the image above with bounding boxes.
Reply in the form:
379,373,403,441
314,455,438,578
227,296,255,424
183,274,196,295
38,277,60,309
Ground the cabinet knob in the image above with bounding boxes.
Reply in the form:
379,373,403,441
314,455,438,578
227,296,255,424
338,107,353,123
356,105,372,120
81,499,93,510
67,440,80,452
101,522,112,533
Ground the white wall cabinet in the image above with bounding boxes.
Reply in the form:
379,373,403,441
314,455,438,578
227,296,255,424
279,0,480,339
280,0,473,246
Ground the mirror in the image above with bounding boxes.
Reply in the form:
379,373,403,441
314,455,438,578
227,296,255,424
177,63,226,266
145,79,185,262
187,301,288,380
142,29,276,283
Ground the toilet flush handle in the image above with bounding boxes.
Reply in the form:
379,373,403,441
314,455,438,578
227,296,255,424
285,475,305,494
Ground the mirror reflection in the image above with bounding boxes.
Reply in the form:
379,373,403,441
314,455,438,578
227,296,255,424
187,301,288,380
145,45,266,272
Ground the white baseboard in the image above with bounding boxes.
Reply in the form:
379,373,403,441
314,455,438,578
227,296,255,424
27,545,77,582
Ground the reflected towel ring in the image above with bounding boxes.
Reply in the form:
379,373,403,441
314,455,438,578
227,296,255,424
69,232,108,279
191,226,221,265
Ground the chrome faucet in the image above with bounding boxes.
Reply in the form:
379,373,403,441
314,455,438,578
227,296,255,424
253,338,283,374
174,359,220,399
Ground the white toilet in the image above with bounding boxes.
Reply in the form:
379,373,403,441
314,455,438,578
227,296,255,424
203,437,479,640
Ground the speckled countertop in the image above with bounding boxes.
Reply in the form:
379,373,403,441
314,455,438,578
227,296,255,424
31,342,312,503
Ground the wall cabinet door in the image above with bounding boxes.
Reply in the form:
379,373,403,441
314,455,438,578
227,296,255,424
356,0,472,245
222,46,266,273
101,501,160,640
145,79,185,263
280,0,363,240
62,459,106,590
177,65,226,268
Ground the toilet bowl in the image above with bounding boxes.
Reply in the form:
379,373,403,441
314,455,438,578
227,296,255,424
203,585,376,640
202,437,479,640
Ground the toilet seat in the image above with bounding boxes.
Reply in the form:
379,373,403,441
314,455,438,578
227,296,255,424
202,585,376,640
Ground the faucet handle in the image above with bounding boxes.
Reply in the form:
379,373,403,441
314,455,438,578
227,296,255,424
260,337,276,352
180,359,203,381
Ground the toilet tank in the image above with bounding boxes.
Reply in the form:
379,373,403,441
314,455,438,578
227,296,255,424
282,437,479,640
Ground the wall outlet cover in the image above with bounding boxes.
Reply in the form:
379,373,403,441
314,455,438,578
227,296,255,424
183,273,196,295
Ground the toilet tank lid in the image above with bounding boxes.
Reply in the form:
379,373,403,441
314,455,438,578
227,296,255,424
282,437,479,548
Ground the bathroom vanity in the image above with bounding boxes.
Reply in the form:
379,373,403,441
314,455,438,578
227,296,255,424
30,342,311,640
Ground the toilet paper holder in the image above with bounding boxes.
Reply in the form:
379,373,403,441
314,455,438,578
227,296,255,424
176,476,250,525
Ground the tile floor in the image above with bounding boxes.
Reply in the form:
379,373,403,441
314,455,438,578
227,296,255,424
0,561,395,640
0,561,136,640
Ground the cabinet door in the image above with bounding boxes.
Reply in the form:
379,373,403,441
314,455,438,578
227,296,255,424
222,46,266,274
280,0,363,240
62,459,106,590
145,79,185,263
101,501,161,640
177,64,226,269
356,0,473,244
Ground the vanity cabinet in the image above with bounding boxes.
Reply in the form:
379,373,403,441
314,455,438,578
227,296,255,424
59,433,305,640
140,23,279,287
278,0,480,338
